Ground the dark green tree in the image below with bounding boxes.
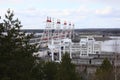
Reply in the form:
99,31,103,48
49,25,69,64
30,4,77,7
0,9,38,80
95,58,114,80
31,60,45,80
56,53,80,80
43,61,59,80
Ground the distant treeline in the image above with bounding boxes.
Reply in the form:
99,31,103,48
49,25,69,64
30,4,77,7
21,29,44,33
75,28,120,36
21,28,120,33
75,28,120,33
21,28,120,36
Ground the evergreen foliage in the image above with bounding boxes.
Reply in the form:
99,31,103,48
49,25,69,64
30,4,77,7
95,58,114,80
43,62,59,80
0,9,38,80
31,61,45,80
56,53,80,80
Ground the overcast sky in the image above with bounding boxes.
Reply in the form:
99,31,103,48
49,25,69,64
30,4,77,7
0,0,120,29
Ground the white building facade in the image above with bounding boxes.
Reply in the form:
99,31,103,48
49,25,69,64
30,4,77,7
70,36,101,58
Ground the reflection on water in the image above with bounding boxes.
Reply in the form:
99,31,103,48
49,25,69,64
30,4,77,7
101,37,120,53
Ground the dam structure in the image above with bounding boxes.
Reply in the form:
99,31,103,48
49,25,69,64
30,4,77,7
31,17,101,62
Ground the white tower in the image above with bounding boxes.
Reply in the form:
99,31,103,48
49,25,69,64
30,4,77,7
68,22,72,39
63,21,67,39
48,19,62,62
40,17,52,44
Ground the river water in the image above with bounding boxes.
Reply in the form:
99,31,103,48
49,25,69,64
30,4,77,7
101,37,120,53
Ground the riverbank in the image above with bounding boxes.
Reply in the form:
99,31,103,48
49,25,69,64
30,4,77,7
94,36,112,41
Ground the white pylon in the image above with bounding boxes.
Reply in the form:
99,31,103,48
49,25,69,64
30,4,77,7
68,22,72,39
40,17,52,43
39,17,75,62
63,21,67,39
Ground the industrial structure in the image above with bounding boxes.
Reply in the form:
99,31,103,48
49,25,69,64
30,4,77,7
31,17,101,62
29,17,120,78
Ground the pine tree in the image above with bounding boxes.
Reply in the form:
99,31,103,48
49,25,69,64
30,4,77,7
95,58,114,80
43,62,59,80
31,61,45,80
56,52,80,80
0,9,38,80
